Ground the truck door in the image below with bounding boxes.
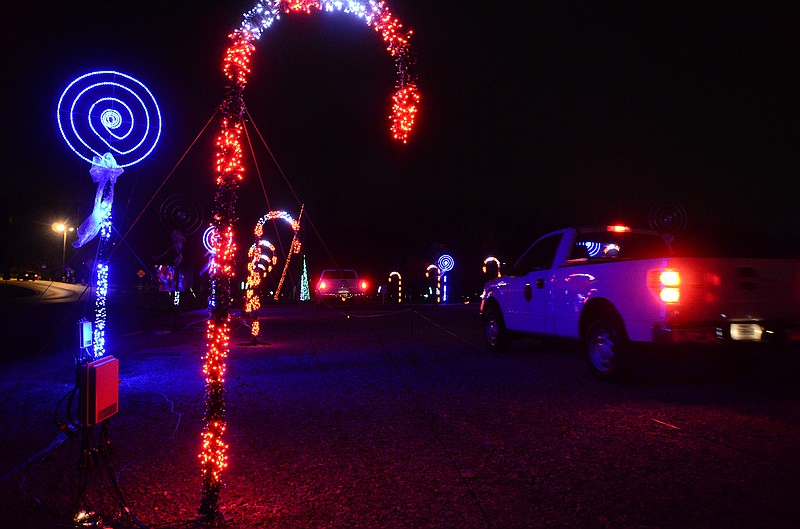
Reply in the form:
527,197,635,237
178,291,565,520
502,233,562,333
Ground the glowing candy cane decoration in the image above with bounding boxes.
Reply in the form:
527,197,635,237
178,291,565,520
244,238,276,341
253,209,301,300
201,2,419,520
388,270,402,303
57,70,160,360
237,1,420,142
426,264,440,303
483,256,501,277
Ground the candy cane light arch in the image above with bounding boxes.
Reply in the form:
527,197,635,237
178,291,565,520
200,1,419,521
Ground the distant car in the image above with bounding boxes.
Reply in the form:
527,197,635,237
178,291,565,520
19,271,39,281
314,269,370,302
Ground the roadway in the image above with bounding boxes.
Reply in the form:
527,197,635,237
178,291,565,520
1,300,798,528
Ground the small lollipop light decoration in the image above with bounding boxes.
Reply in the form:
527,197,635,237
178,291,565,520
437,254,454,303
57,70,161,359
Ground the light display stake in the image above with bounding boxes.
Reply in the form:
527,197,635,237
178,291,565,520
57,71,160,360
388,271,402,303
483,256,501,277
201,2,419,520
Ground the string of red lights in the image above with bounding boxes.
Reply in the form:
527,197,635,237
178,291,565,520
199,1,419,523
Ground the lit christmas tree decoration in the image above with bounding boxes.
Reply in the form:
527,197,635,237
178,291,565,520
300,255,311,301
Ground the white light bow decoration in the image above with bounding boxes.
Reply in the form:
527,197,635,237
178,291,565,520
72,153,124,249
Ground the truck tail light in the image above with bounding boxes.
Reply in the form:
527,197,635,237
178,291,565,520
648,269,681,303
318,280,328,291
360,280,368,291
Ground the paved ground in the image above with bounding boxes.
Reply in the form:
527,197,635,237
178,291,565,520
1,284,799,528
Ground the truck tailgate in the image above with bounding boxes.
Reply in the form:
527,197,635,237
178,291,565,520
667,257,800,322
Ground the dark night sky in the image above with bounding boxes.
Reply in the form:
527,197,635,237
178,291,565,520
2,1,798,293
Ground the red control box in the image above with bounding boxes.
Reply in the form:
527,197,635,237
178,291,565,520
77,356,119,426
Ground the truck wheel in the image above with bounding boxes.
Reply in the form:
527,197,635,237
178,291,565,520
484,307,511,352
586,319,632,382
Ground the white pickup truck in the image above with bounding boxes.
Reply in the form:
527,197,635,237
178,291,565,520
480,225,800,381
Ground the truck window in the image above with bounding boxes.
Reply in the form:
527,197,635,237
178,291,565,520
573,232,671,261
513,234,563,274
323,270,358,280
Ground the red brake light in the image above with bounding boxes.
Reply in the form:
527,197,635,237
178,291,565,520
318,280,328,291
607,225,631,233
360,280,368,291
659,270,680,287
648,269,680,303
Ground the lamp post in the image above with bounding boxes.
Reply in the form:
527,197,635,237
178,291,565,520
52,222,73,280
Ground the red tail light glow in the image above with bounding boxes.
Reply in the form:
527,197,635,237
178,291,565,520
360,280,368,291
648,269,681,303
607,225,631,233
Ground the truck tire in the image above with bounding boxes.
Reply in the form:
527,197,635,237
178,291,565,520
585,318,632,382
484,306,511,353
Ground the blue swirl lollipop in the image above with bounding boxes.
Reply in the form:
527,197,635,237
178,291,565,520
57,70,161,168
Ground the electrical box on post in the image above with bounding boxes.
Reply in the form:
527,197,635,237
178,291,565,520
78,319,93,350
77,356,119,426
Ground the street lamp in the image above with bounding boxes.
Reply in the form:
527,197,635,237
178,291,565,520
52,222,74,280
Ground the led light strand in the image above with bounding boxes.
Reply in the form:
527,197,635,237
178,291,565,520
389,270,402,303
200,1,418,519
253,209,302,301
91,179,115,359
245,238,277,340
483,256,501,277
57,70,162,168
229,1,419,142
93,256,109,357
426,264,440,304
300,255,311,301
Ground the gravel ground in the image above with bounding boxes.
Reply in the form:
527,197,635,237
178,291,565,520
1,289,799,529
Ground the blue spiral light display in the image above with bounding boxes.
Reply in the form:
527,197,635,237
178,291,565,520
437,254,455,273
57,70,162,168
